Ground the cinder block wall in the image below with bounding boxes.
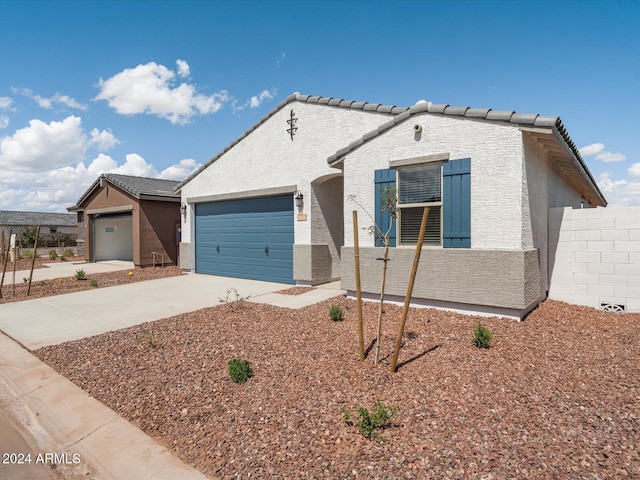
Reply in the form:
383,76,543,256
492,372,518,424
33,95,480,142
548,206,640,312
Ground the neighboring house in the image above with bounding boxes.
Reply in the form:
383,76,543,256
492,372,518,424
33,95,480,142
176,93,606,319
0,210,77,240
68,174,181,267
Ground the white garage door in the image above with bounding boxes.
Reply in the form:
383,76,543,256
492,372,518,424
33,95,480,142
94,213,133,261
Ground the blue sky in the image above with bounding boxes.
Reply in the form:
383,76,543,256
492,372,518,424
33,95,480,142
0,0,638,212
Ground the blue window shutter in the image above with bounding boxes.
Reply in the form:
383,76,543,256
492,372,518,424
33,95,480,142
374,168,396,247
443,158,471,248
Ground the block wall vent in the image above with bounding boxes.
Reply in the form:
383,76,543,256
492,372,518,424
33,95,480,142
599,302,626,312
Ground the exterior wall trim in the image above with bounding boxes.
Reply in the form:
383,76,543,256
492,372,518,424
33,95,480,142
86,205,134,215
390,152,450,168
187,185,297,204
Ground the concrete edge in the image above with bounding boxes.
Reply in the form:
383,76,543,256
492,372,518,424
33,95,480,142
0,333,208,480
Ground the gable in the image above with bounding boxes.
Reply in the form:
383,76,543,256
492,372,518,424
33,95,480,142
175,92,405,192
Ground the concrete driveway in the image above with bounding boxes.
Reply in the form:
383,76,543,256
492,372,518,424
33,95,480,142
0,273,343,350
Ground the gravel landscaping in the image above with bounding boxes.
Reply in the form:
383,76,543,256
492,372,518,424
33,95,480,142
0,265,181,304
34,296,639,479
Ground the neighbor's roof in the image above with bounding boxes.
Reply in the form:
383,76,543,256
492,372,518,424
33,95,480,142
0,210,76,227
174,92,402,191
69,174,180,210
326,100,606,206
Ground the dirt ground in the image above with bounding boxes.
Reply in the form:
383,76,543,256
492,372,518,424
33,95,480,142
35,297,640,479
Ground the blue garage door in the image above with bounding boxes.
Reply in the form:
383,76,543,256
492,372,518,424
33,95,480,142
195,195,294,284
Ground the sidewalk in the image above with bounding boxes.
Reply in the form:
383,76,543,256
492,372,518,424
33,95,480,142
0,332,208,480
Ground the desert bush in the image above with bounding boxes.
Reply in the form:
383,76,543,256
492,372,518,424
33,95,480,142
74,269,86,280
90,279,98,287
20,250,35,259
228,359,253,384
329,304,344,321
136,326,157,348
49,249,58,260
473,322,493,349
342,399,399,440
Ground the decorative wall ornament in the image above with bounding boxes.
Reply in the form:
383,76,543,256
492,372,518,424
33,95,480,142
287,109,298,140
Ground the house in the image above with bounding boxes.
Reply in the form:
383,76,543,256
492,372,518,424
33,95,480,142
0,210,77,240
68,174,181,267
176,93,605,319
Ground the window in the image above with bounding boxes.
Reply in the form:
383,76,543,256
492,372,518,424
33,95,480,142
397,163,442,246
374,158,470,249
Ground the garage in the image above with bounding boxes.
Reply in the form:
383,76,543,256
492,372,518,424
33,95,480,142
195,195,294,284
93,212,133,261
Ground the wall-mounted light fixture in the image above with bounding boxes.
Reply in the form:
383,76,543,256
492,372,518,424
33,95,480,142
180,203,187,217
294,190,304,208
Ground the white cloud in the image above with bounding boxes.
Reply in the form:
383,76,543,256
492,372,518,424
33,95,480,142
579,143,605,157
0,97,13,110
233,88,277,112
0,116,118,173
0,152,200,212
94,60,229,124
0,116,88,171
597,172,640,206
89,128,119,151
0,116,8,129
12,87,88,110
176,59,190,78
159,158,201,180
579,142,626,163
628,162,640,178
276,52,286,68
595,151,626,162
249,89,275,108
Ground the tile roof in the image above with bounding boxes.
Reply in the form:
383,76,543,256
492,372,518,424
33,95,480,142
325,99,605,205
174,92,604,205
70,174,180,210
0,210,76,227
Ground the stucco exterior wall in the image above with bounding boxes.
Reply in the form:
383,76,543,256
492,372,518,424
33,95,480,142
342,113,524,249
522,133,586,300
548,206,640,312
342,246,540,318
180,101,392,276
138,200,180,266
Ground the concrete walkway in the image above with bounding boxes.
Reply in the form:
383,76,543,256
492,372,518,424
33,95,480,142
5,259,136,284
0,272,344,479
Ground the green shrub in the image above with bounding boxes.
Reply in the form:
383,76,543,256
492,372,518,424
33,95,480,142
74,269,86,280
473,322,493,349
60,256,68,262
341,399,399,440
90,279,98,287
136,326,157,348
228,359,253,384
62,248,74,258
48,249,58,260
329,304,344,321
21,250,35,259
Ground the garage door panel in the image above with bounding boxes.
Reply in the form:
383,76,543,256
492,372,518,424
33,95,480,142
94,213,133,262
195,195,294,284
